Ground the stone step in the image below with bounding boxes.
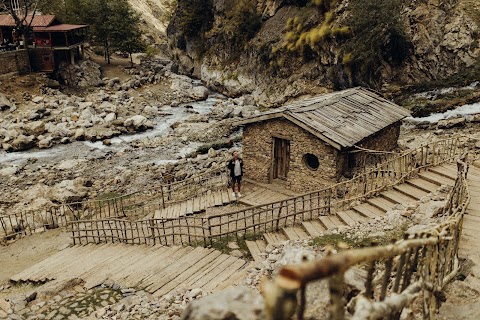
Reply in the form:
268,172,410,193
380,190,417,205
366,197,395,213
352,203,383,219
393,184,428,200
429,166,458,180
264,232,287,246
406,178,438,193
418,171,455,186
336,211,357,228
301,221,325,237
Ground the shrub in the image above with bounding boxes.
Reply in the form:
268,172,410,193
342,0,411,86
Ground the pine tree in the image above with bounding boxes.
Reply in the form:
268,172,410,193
109,0,146,67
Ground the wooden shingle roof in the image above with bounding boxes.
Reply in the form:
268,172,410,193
235,87,410,150
0,14,56,27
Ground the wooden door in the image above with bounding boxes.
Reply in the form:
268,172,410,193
273,138,290,180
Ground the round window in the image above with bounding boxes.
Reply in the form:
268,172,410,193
303,153,320,170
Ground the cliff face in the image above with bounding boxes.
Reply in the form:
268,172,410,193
167,0,479,106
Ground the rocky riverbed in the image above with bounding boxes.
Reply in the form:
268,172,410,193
0,58,260,215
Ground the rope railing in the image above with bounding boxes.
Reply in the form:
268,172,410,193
66,136,477,246
264,156,470,320
0,164,229,241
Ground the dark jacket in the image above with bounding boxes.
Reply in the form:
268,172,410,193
227,158,244,178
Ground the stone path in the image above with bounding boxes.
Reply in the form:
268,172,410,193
246,163,457,261
459,162,480,267
10,244,250,297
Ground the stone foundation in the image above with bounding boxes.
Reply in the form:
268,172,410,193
0,50,29,75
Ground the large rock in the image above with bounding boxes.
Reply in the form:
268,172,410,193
190,86,209,100
181,287,264,320
57,60,102,87
124,115,148,130
0,166,19,176
0,93,14,111
51,180,87,203
11,135,35,151
38,136,53,149
437,117,466,129
24,120,46,136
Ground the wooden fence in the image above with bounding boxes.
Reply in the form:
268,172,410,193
68,136,477,246
265,156,470,320
0,165,228,241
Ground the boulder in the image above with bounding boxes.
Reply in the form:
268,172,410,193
51,180,87,203
124,115,148,130
181,287,264,320
143,105,159,116
471,113,480,123
24,120,45,136
0,93,14,111
11,135,35,151
99,101,117,113
32,96,44,104
104,112,116,123
74,128,86,141
208,148,216,158
0,166,19,176
437,117,466,129
38,136,53,149
190,86,209,100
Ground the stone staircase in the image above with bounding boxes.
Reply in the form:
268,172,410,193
246,163,457,261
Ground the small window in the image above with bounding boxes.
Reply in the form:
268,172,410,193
303,153,319,170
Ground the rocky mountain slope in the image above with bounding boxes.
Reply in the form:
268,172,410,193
166,0,479,106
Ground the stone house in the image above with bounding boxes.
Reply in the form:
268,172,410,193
235,87,411,192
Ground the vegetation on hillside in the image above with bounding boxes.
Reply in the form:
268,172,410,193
38,0,146,64
272,0,411,88
343,0,411,87
171,0,261,57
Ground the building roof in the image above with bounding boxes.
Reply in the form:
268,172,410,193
0,14,57,27
33,24,88,32
235,87,411,150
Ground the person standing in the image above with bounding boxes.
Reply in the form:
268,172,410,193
227,151,244,198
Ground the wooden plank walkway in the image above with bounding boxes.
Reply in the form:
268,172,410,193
459,163,480,268
10,244,250,296
246,163,457,257
238,179,297,206
154,189,234,219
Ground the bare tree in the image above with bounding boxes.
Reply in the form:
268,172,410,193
1,0,39,50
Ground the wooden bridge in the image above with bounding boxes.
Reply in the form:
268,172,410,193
10,244,250,297
246,162,458,261
263,157,478,320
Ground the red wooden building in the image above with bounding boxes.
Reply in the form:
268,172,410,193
0,14,87,72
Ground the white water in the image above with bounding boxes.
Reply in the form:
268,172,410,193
406,101,480,123
0,95,223,165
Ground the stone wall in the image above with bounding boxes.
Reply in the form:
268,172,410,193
243,118,340,192
243,119,402,193
0,50,29,75
338,121,402,176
